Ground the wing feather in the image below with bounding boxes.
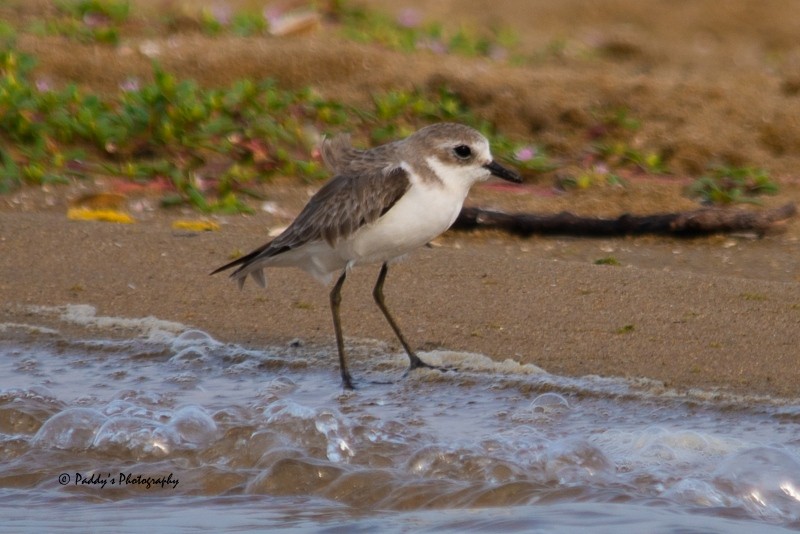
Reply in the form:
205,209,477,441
280,164,410,248
211,164,410,279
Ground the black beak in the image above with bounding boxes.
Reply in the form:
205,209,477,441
484,160,522,183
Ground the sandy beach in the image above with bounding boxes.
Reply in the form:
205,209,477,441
2,184,798,398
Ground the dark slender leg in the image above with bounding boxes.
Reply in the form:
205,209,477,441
373,262,441,371
330,269,355,389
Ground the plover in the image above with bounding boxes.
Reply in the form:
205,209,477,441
212,122,521,389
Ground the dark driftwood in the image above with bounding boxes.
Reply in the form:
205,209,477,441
452,203,797,237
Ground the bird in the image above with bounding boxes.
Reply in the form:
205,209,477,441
212,122,521,389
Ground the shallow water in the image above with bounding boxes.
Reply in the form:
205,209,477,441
1,304,799,532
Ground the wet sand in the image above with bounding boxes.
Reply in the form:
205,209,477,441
2,189,798,398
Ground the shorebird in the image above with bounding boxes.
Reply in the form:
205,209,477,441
212,122,521,389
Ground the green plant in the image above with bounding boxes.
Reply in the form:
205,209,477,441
368,87,478,142
0,21,16,47
43,0,131,44
232,12,267,36
594,256,621,266
557,166,624,190
616,324,635,334
594,141,668,174
0,147,22,193
687,166,779,204
0,42,540,211
587,108,668,174
0,51,328,211
59,0,130,22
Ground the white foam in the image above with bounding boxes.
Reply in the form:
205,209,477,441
24,304,188,342
0,322,59,335
414,350,547,375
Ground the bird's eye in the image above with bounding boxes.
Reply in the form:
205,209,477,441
453,145,472,159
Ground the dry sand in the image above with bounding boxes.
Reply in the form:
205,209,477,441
1,0,800,398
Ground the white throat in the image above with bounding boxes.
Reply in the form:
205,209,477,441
424,156,490,193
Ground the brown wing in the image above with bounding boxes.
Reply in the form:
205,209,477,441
285,164,410,247
211,164,411,277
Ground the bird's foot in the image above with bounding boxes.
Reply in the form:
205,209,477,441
341,373,356,390
407,355,457,374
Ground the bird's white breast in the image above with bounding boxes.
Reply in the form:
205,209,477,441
346,163,474,265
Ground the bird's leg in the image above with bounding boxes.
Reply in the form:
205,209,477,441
330,269,355,389
372,262,447,372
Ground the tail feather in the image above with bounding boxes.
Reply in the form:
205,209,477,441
211,240,276,290
210,248,263,276
250,268,266,288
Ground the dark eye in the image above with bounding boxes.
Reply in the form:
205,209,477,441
453,145,472,159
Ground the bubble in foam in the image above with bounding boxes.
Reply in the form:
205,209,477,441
264,399,316,423
511,392,570,423
714,446,800,522
32,408,107,450
102,399,151,418
247,457,344,496
406,444,526,484
262,400,355,463
167,405,218,447
663,478,728,508
170,329,222,352
538,438,614,484
169,347,212,369
314,409,354,463
406,445,455,477
92,416,179,457
530,392,570,413
0,387,64,434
